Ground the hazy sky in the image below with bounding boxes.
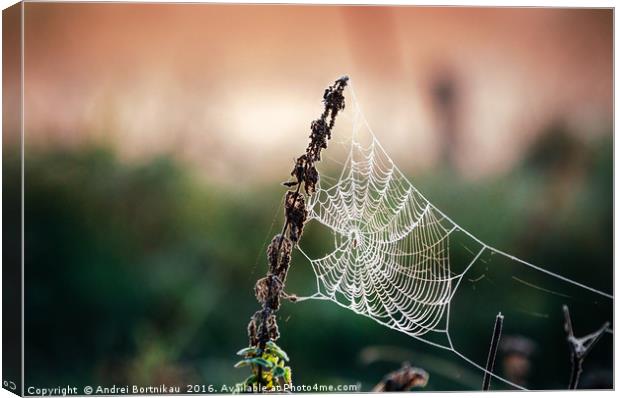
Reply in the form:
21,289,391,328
21,4,612,182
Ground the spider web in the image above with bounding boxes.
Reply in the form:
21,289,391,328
295,82,613,390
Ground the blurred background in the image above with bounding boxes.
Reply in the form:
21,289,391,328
7,3,612,391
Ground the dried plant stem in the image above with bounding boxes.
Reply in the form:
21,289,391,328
482,312,504,391
562,305,609,389
245,76,349,391
275,186,301,261
255,185,302,389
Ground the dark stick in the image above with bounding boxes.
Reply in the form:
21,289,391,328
482,312,504,391
563,305,610,390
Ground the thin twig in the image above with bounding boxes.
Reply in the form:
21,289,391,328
562,304,610,389
482,312,504,391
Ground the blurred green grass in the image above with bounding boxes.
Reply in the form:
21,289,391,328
16,127,612,391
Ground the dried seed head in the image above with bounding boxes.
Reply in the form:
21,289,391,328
267,236,280,271
307,118,330,162
290,155,319,194
324,77,348,123
284,191,307,242
255,308,271,345
255,273,285,311
266,234,292,281
304,164,319,195
247,315,258,346
270,275,283,309
373,363,429,392
278,241,292,282
291,155,307,183
304,77,348,163
266,313,280,341
254,277,270,304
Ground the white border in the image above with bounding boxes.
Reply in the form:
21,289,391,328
0,2,616,398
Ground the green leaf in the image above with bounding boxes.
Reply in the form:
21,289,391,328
236,346,259,356
244,374,257,386
234,359,252,368
265,341,290,362
234,357,274,369
284,366,292,384
252,357,274,369
272,366,286,378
